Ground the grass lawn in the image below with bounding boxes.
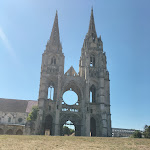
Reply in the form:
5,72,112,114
0,135,150,150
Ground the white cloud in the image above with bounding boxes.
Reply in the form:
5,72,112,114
0,27,16,58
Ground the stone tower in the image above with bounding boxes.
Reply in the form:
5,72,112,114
35,9,111,137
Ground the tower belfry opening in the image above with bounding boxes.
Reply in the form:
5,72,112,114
48,86,54,100
35,8,111,137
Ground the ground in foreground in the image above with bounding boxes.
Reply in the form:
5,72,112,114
0,135,150,150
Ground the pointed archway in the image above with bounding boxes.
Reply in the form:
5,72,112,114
60,114,81,136
90,117,96,136
0,128,4,135
45,115,53,135
62,120,75,136
16,129,23,135
6,129,13,135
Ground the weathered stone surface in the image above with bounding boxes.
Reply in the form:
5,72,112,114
35,9,111,137
0,99,37,135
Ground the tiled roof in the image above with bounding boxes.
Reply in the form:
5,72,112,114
26,100,38,113
0,98,38,113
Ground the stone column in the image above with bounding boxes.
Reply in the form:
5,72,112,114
107,114,112,137
85,78,90,136
54,75,61,135
101,113,108,137
85,113,90,136
35,75,48,135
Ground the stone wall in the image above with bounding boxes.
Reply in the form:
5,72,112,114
0,111,28,125
0,124,25,135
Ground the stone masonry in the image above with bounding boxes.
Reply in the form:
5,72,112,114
35,8,111,137
0,98,37,135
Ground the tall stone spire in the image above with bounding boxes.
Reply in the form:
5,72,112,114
88,7,97,38
47,10,62,52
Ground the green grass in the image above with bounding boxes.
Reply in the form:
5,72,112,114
0,135,150,150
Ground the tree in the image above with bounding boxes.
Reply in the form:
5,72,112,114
63,126,70,135
143,125,150,138
27,106,39,121
132,130,142,138
70,129,75,135
62,126,75,136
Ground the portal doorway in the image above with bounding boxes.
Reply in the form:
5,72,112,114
90,117,96,136
45,115,53,135
62,120,75,136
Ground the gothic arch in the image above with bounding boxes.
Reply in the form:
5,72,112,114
48,81,55,100
90,54,95,67
44,114,53,135
51,56,57,65
60,114,82,136
89,79,98,87
60,113,81,125
0,128,4,135
91,114,103,136
49,81,55,87
90,84,96,103
16,129,23,135
4,113,13,124
90,117,96,136
6,129,13,135
61,80,83,102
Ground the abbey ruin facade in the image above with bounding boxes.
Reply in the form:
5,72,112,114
35,9,112,137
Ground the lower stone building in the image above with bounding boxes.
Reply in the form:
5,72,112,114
112,128,137,137
0,98,37,135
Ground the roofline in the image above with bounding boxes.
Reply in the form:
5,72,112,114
0,98,37,101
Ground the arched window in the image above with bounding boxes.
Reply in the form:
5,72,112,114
90,85,96,103
48,86,54,100
90,55,95,67
51,56,56,65
92,33,95,42
8,117,11,123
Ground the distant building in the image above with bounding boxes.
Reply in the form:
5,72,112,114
0,98,37,135
112,128,137,137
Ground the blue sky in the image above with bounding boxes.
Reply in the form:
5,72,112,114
0,0,150,130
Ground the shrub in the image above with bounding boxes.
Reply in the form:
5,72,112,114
27,106,39,121
131,130,142,138
62,126,75,136
143,125,150,138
